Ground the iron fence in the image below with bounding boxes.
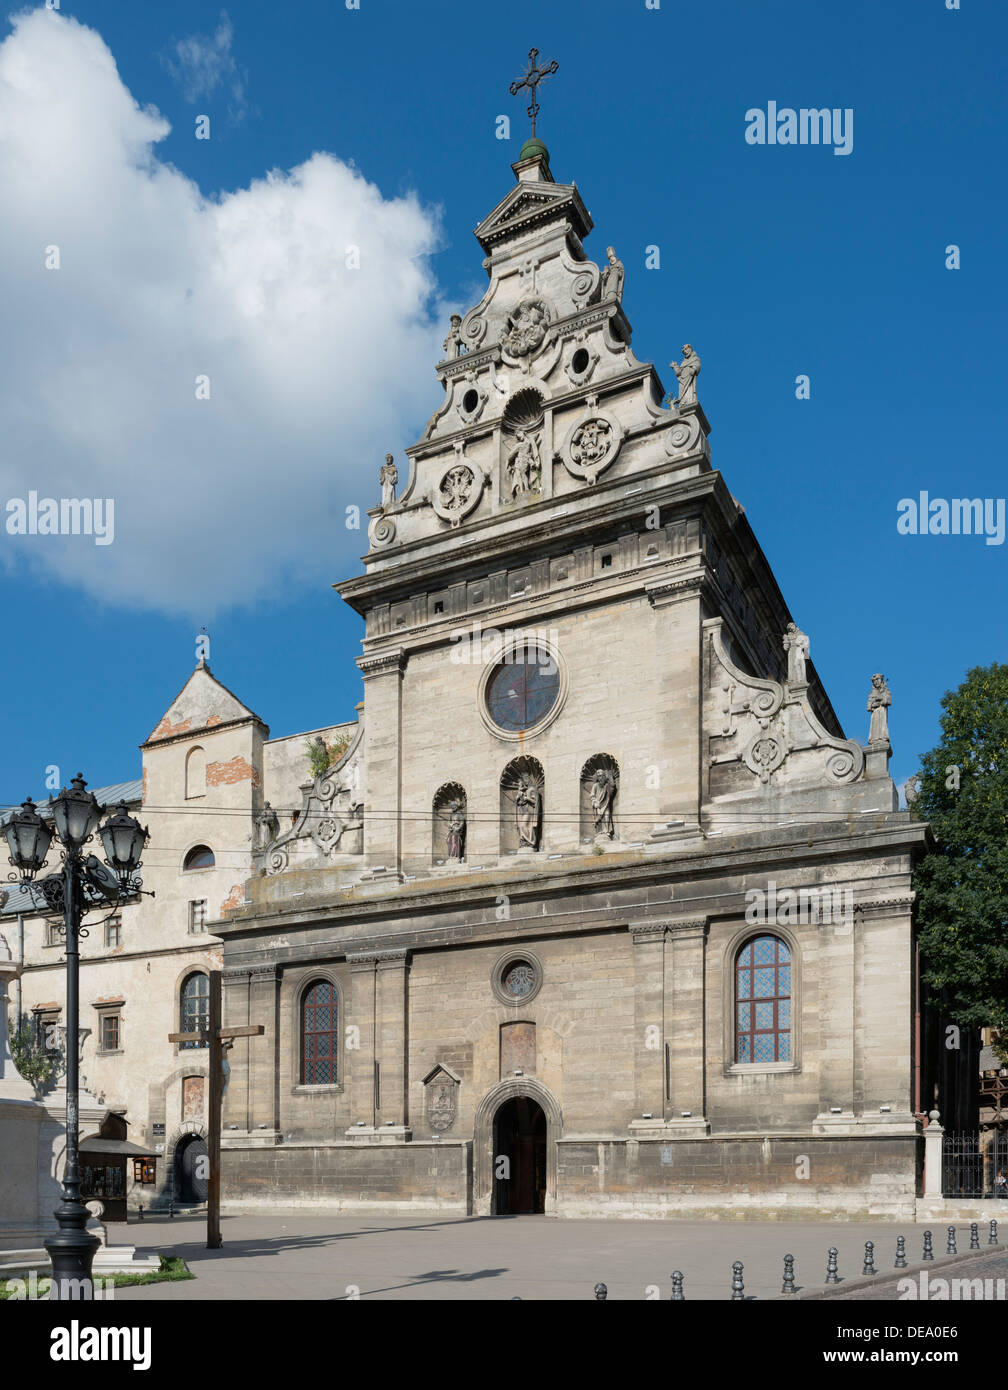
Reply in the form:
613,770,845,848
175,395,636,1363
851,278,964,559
942,1131,1008,1199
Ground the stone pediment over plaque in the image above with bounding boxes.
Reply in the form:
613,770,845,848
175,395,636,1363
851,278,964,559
473,179,592,254
422,1063,461,1132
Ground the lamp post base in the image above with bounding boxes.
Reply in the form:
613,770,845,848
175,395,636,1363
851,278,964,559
44,1199,102,1300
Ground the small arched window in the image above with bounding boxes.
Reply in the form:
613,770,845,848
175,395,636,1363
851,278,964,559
301,980,339,1085
185,746,206,799
183,845,215,871
735,935,791,1063
179,972,209,1050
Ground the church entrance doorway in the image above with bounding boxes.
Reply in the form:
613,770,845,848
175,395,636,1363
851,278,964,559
173,1134,209,1204
492,1095,547,1214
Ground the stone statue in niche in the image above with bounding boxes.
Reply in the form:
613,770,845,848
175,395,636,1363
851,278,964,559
867,673,891,744
783,623,809,688
591,767,617,838
503,298,549,358
601,246,624,302
253,802,280,850
442,313,466,360
515,775,542,850
379,454,398,510
666,344,701,409
446,802,466,861
507,430,542,497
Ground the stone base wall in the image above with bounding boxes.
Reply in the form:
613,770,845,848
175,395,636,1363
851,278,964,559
221,1140,471,1213
221,1133,920,1220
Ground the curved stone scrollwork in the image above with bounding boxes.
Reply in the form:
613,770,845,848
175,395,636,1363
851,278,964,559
369,514,396,547
501,297,552,360
580,753,619,841
559,407,623,486
260,725,365,874
571,269,599,307
664,411,703,458
460,309,487,352
430,459,484,528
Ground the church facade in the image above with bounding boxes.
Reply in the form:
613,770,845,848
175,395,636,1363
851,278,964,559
215,136,930,1219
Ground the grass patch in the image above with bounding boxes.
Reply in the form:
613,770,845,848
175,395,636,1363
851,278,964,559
1,1255,192,1298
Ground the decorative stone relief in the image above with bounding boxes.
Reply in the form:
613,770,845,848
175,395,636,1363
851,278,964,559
422,1064,460,1132
369,514,396,547
663,410,705,460
505,430,542,498
501,297,551,360
259,726,365,874
559,402,623,485
706,621,865,790
430,451,486,528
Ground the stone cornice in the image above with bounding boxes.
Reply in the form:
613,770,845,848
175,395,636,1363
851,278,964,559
629,916,708,943
357,649,407,678
346,948,410,966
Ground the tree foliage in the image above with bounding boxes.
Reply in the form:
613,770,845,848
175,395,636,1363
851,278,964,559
911,663,1008,1034
6,1010,64,1094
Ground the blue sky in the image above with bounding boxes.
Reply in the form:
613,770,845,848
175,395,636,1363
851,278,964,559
0,0,1004,805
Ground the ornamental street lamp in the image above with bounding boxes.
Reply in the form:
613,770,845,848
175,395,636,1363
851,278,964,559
4,775,149,1301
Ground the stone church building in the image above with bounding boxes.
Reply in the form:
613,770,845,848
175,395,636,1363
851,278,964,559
213,135,929,1219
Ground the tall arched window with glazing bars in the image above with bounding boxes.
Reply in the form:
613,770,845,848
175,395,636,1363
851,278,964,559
301,980,339,1085
735,935,791,1062
179,972,209,1050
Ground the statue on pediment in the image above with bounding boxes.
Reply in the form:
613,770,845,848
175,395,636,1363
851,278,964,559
867,674,891,744
601,246,625,302
442,313,466,360
783,623,809,688
253,802,280,851
379,454,398,510
667,344,701,409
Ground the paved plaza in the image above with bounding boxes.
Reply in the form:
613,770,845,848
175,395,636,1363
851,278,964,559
104,1212,1004,1301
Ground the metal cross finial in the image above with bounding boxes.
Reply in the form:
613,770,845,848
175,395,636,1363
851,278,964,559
509,47,559,140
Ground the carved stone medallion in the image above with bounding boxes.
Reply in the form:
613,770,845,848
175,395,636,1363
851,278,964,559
423,1065,460,1132
502,297,551,359
560,407,622,485
431,460,484,528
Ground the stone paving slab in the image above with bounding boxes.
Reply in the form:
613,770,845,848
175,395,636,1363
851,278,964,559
101,1213,1004,1301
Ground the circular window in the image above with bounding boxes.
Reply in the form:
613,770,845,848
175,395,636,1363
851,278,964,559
484,642,561,734
492,950,543,1006
571,347,590,375
462,388,480,414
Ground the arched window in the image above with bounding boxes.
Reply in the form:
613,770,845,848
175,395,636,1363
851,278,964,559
735,935,791,1063
301,980,339,1085
185,746,206,799
183,844,215,870
179,972,209,1050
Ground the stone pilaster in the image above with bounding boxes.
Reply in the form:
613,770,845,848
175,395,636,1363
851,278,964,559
248,965,280,1135
376,950,410,1130
664,918,709,1133
346,953,377,1133
357,649,406,878
628,923,666,1123
221,966,252,1133
814,913,857,1131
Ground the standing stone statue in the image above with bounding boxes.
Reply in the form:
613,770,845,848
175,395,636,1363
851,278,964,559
867,673,891,744
254,802,280,851
379,453,398,509
442,313,466,360
507,431,541,497
591,768,616,838
446,803,466,861
668,344,701,409
601,246,625,302
515,776,542,850
783,623,810,688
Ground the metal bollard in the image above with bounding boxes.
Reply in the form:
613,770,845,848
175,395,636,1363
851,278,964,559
922,1230,934,1261
169,1198,175,1219
670,1271,684,1301
946,1226,957,1255
894,1236,907,1269
862,1241,877,1276
970,1223,980,1250
826,1247,840,1284
594,1282,607,1301
138,1204,144,1223
731,1260,744,1301
990,1219,999,1246
781,1254,796,1295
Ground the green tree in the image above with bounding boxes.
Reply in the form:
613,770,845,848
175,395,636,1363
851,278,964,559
911,663,1008,1041
6,1011,65,1095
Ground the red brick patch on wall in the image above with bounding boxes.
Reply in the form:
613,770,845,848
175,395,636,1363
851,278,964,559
147,712,193,742
220,884,246,913
205,715,223,727
207,756,260,788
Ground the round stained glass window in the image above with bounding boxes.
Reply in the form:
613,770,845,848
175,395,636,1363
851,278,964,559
485,643,560,733
502,961,536,998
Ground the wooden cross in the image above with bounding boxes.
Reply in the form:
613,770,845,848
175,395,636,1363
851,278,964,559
169,970,264,1248
509,47,559,141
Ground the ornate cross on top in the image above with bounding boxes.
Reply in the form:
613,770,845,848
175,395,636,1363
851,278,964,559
509,47,559,140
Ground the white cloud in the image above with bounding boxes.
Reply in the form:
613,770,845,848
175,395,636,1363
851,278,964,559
162,10,247,117
0,10,447,617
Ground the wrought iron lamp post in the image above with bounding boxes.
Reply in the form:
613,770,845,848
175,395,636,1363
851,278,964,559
5,777,148,1300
